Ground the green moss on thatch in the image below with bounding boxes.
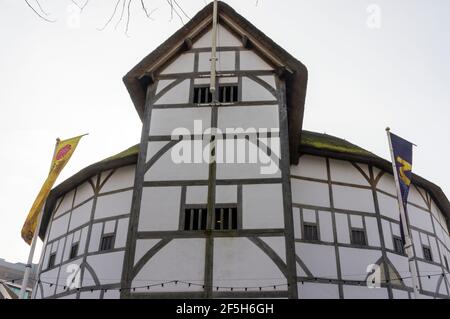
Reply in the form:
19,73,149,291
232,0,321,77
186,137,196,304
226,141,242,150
300,131,375,157
100,144,140,162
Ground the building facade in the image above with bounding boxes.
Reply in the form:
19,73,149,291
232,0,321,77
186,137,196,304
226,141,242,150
33,2,450,299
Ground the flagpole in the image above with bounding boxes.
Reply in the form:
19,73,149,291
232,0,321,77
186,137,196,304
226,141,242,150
386,127,420,299
19,138,60,299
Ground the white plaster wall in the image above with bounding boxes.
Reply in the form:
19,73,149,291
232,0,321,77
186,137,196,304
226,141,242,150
74,181,95,206
78,226,88,255
382,219,393,250
133,238,205,292
291,155,327,180
100,165,135,193
53,190,75,219
198,51,235,72
146,141,170,163
94,190,132,220
156,79,175,94
376,173,397,196
332,185,375,213
387,252,413,288
160,53,194,74
343,285,388,299
139,186,181,231
88,223,102,253
365,216,381,247
293,207,301,239
408,186,428,209
114,218,129,249
68,200,93,231
213,237,286,289
193,24,242,48
329,159,370,186
216,185,237,203
417,260,444,293
339,247,382,281
377,192,400,221
298,282,339,299
242,184,284,229
149,107,211,136
63,232,74,262
86,251,125,285
145,141,210,181
217,105,279,131
154,79,190,105
40,267,59,297
134,239,161,265
335,213,350,244
319,211,334,243
241,77,276,102
407,204,434,233
55,257,83,294
296,243,338,279
240,50,273,70
260,236,286,263
291,179,330,208
258,75,276,89
48,213,70,241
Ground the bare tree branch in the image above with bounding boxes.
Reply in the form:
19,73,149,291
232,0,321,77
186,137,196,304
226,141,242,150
140,0,157,20
166,0,184,24
173,0,190,19
24,0,56,22
34,0,49,16
97,0,121,31
125,0,132,37
114,0,126,30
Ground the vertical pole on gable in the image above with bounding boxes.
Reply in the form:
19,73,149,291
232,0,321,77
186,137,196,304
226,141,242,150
209,0,218,98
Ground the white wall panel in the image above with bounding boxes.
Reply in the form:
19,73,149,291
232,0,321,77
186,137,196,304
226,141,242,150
133,239,205,292
149,108,211,136
74,181,95,206
218,105,279,131
377,192,400,221
296,243,337,279
260,236,286,263
160,53,194,74
329,159,370,186
376,173,397,196
154,79,190,105
78,226,88,255
88,223,103,253
417,261,443,293
382,219,393,250
54,191,75,219
242,184,284,229
134,239,161,265
156,79,175,94
241,77,276,101
186,185,208,204
100,165,135,193
40,267,59,297
290,155,327,180
333,185,375,213
69,200,93,231
199,51,235,72
193,24,242,48
407,204,433,233
86,251,125,285
48,213,70,241
339,247,382,281
335,213,350,244
258,75,276,89
298,282,339,299
365,216,381,247
319,211,334,243
56,257,83,295
214,238,286,289
94,190,132,220
293,207,301,239
216,185,237,203
63,233,74,262
302,209,316,223
240,50,273,70
291,179,330,208
139,187,181,231
115,218,129,249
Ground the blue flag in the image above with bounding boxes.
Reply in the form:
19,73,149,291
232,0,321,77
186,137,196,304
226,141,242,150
389,132,413,241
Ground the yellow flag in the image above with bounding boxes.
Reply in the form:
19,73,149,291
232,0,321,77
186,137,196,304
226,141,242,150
21,135,86,244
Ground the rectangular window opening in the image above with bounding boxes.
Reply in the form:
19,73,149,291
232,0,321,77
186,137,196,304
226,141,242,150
214,207,238,230
100,234,114,251
70,243,79,260
351,229,367,246
393,236,405,255
184,208,207,231
303,223,319,241
423,246,433,262
48,253,56,269
194,85,238,104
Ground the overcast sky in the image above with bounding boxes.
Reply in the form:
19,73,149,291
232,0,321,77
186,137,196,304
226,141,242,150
1,0,449,264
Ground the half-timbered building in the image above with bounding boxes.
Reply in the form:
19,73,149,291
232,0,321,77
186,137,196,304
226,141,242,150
32,2,450,299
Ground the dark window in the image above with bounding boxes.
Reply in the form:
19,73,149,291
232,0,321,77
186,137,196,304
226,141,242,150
184,208,207,231
219,85,238,103
444,256,449,271
351,229,367,246
393,236,405,255
423,246,433,262
303,223,319,241
193,86,213,104
69,243,79,260
48,253,56,269
214,207,238,230
100,235,114,251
